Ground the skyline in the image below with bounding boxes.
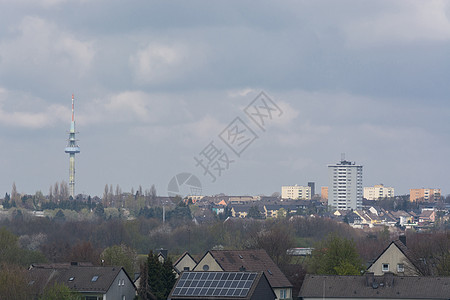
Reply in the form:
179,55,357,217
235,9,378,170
1,1,450,197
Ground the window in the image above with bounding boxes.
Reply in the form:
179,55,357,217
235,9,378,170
397,263,404,273
68,277,75,281
202,264,209,271
183,267,190,271
279,289,287,299
382,263,389,272
91,276,99,282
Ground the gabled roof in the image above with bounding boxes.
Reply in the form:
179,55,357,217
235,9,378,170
173,252,198,274
28,263,135,295
367,240,422,275
208,249,292,289
299,274,450,299
174,252,197,267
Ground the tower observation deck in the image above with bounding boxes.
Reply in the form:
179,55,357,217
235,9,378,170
65,94,80,199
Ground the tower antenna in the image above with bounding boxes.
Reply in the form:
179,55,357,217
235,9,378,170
65,94,80,199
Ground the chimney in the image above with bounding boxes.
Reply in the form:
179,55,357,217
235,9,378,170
399,235,407,246
384,272,394,287
365,272,374,287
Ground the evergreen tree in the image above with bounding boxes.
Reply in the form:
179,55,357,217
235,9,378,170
142,251,176,300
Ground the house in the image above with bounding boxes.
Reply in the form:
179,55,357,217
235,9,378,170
298,272,450,299
173,252,198,275
419,209,436,225
168,271,276,300
367,237,422,276
28,263,136,300
193,249,293,299
231,205,252,218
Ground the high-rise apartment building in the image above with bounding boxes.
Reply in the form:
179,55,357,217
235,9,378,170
364,184,394,200
328,158,363,210
308,182,315,197
281,185,311,200
410,188,441,202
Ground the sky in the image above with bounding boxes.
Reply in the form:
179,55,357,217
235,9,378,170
1,0,450,198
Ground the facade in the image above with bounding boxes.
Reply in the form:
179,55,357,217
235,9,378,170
193,249,293,300
299,273,450,300
410,188,441,202
320,187,328,201
281,185,311,200
367,238,421,276
307,182,315,196
363,184,394,200
328,158,363,210
173,252,198,276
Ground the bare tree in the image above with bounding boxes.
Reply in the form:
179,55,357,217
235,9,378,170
53,182,60,203
11,182,18,202
49,185,53,202
60,181,69,201
103,184,109,207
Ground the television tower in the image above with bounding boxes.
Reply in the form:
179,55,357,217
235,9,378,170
64,94,80,199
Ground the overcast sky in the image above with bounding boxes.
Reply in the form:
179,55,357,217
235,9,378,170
1,0,450,198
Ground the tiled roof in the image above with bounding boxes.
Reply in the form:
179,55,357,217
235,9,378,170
299,274,450,298
210,249,292,289
28,264,134,294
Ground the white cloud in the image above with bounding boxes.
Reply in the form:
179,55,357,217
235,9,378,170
129,43,187,84
345,0,450,46
0,88,68,129
0,16,95,76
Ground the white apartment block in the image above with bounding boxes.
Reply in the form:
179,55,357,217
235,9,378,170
282,185,311,200
364,184,395,200
328,159,363,210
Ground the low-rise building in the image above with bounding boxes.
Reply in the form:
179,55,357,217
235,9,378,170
193,249,293,300
28,263,136,300
410,188,441,202
363,184,394,200
281,185,311,200
299,272,450,300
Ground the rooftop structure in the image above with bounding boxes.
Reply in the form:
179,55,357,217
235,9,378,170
64,94,80,198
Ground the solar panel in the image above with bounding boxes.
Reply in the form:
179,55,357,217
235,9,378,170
171,272,258,298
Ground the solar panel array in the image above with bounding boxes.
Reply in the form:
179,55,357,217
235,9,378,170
171,272,258,298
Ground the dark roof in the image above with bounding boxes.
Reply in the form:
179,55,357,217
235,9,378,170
299,273,450,299
28,264,135,294
168,271,275,300
367,240,422,275
209,249,292,289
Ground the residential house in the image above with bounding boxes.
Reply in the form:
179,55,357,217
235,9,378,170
193,249,293,300
173,252,198,275
168,271,276,300
28,263,136,300
299,272,450,299
419,209,436,225
367,237,422,276
230,205,252,218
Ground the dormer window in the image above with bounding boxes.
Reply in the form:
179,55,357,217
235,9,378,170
382,264,389,272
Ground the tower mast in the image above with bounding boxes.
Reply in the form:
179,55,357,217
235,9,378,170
65,94,80,199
